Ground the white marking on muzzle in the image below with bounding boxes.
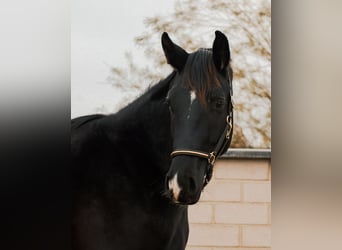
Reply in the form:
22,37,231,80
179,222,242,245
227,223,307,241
168,173,181,201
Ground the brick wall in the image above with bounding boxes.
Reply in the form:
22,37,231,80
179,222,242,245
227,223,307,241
186,150,271,250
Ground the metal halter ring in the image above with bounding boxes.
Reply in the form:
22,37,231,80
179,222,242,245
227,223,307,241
208,152,216,165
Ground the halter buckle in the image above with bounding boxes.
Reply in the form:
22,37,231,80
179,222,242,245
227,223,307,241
208,152,216,165
226,115,233,139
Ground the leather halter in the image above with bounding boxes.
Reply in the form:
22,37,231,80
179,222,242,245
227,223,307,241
170,78,234,186
170,114,233,165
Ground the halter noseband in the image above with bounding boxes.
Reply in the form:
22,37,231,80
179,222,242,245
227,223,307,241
170,114,233,165
170,80,233,186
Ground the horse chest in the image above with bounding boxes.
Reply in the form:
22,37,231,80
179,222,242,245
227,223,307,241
104,190,189,249
73,183,189,250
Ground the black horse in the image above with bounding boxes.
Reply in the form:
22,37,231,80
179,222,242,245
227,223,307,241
71,31,233,250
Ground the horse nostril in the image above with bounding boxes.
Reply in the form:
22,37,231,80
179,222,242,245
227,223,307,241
188,177,196,192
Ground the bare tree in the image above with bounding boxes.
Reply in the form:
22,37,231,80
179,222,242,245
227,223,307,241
107,0,271,148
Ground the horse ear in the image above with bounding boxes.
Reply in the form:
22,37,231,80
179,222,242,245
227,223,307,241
161,32,188,71
212,30,230,72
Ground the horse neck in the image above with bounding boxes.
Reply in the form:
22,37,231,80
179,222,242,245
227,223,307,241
128,96,172,158
103,79,173,176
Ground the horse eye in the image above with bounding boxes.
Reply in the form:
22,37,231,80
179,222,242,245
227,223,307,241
215,102,224,109
213,99,226,110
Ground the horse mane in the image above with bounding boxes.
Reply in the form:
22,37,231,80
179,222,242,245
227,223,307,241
146,71,177,101
183,48,229,107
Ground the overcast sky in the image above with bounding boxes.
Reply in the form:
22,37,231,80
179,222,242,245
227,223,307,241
71,0,175,118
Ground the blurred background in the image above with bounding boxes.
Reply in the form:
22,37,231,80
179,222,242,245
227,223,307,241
1,0,342,250
71,0,271,149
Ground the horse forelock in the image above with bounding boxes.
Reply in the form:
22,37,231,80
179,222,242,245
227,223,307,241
183,48,229,107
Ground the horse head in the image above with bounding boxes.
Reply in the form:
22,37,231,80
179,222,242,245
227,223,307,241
162,31,234,204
